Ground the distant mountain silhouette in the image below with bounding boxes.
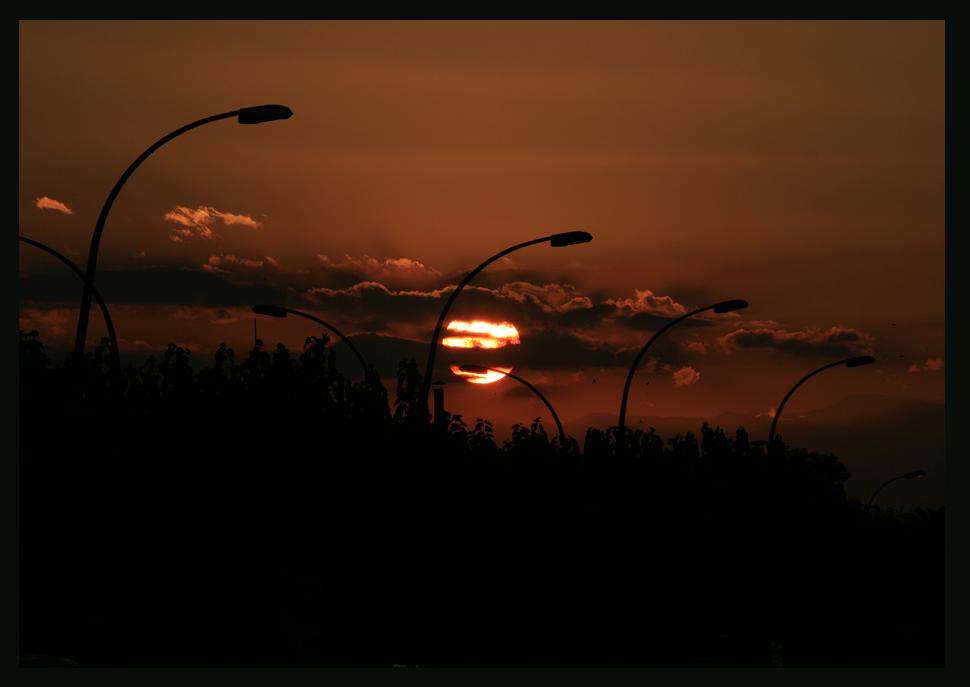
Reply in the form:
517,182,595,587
329,333,427,378
772,394,944,509
788,393,943,426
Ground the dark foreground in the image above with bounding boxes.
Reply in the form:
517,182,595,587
19,334,944,667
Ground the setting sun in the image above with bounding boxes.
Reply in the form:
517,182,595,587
441,320,520,349
449,365,512,384
443,319,519,383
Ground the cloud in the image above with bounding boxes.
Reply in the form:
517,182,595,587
303,278,703,370
604,288,713,332
168,226,209,242
384,257,429,271
163,205,260,241
606,289,688,318
308,280,451,301
21,257,813,378
557,302,621,328
717,325,875,358
909,358,943,373
305,281,487,338
303,280,640,370
305,271,603,331
316,253,440,287
305,279,594,336
497,282,594,313
18,306,75,338
672,366,701,387
215,211,260,228
35,196,74,215
206,254,265,270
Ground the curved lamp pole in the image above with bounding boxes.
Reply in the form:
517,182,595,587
617,299,749,434
866,470,927,510
252,305,369,375
73,104,293,363
20,235,120,376
768,355,876,446
421,230,593,409
458,364,567,443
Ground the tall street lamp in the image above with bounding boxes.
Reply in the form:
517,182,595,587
421,231,592,409
866,470,927,510
252,305,369,375
617,299,748,434
458,364,567,444
768,355,876,446
73,105,293,363
20,235,120,376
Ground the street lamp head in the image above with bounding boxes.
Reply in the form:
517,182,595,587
459,364,491,375
713,299,749,314
845,355,876,368
549,231,593,247
904,470,928,480
237,104,294,125
252,304,288,318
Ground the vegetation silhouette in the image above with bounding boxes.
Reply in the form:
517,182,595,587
458,364,567,443
19,331,942,667
73,105,293,365
19,235,121,377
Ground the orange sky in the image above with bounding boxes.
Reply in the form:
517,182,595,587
19,21,944,459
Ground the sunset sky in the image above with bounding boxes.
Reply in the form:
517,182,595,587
19,21,944,499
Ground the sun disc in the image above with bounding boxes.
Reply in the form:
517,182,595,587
442,320,520,349
450,365,512,385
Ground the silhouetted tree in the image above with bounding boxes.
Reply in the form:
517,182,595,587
16,330,942,668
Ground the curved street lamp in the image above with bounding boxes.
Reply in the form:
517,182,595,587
866,470,927,509
73,105,294,363
768,355,876,446
458,364,567,443
421,231,592,409
251,305,369,375
617,299,749,434
20,235,120,376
